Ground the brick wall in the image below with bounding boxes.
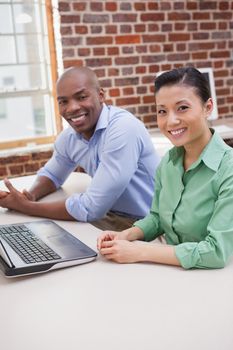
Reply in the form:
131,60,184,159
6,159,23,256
0,150,53,180
59,0,233,127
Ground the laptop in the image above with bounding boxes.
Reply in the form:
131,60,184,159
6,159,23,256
0,220,97,278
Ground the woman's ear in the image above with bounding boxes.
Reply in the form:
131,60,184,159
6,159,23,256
204,98,213,119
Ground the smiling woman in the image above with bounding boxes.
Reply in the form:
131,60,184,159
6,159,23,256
98,67,233,270
0,0,61,150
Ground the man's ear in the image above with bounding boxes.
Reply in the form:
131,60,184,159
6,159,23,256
204,98,213,119
99,88,105,102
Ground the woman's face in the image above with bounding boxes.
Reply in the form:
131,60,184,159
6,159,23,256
155,84,213,150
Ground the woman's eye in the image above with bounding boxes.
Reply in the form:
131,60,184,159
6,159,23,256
157,109,166,115
178,105,189,111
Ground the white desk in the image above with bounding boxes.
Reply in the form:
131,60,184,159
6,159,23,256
0,173,233,350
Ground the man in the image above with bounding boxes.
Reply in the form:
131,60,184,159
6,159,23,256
0,67,160,230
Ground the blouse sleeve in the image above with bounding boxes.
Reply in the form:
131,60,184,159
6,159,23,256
175,155,233,269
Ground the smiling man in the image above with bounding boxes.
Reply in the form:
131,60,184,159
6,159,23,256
0,67,160,230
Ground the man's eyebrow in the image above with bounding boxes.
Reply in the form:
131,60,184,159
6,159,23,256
57,88,88,100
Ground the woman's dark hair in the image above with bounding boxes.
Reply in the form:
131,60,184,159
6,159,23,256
154,67,211,103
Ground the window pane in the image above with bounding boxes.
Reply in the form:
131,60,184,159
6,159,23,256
16,34,44,63
13,3,41,34
0,94,55,141
0,64,47,91
0,4,13,33
0,36,17,64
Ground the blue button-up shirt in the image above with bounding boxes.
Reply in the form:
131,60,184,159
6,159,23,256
38,104,160,221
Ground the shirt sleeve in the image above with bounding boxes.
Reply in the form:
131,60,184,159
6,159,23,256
37,132,77,188
133,160,163,240
175,157,233,269
66,116,153,222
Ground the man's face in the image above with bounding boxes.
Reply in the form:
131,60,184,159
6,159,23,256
57,72,104,140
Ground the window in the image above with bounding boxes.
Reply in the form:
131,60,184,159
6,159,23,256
0,0,62,150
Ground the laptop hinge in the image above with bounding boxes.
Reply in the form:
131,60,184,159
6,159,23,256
0,239,15,268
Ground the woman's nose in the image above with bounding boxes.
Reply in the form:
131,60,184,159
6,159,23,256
167,112,180,126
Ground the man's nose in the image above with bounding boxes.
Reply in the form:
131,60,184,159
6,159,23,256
66,99,81,113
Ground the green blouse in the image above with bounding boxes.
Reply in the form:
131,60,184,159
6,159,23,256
134,131,233,269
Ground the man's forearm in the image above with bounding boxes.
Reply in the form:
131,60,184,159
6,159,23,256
20,200,75,220
28,176,57,201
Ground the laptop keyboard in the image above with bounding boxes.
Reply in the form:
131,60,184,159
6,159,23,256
0,224,61,264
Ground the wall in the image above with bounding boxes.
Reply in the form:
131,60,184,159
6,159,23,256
59,0,233,127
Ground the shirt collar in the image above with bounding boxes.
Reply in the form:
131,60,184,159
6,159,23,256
168,129,230,172
94,103,110,133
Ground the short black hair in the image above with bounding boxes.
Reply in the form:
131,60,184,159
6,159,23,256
154,67,211,103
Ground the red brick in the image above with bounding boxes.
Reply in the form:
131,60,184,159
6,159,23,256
167,53,190,61
136,66,147,74
175,23,186,31
136,45,148,53
86,37,113,45
0,166,8,178
107,47,119,55
173,2,185,10
112,14,137,22
168,12,190,21
141,13,165,21
73,2,86,11
187,2,197,10
142,55,166,63
9,165,24,176
193,12,210,20
108,68,119,76
61,15,80,24
159,2,171,10
93,69,105,78
75,25,88,34
122,67,134,75
90,2,103,11
115,35,140,45
192,33,209,40
115,56,139,65
62,37,82,46
218,22,228,30
59,2,70,12
63,48,74,57
123,87,134,95
78,48,91,56
148,24,160,32
200,23,216,30
142,34,166,43
91,26,103,34
83,14,109,23
192,52,208,60
219,1,229,10
200,1,217,10
109,88,120,97
213,12,232,20
93,47,105,56
161,64,172,71
86,58,112,67
63,60,83,68
120,25,132,33
61,26,72,35
105,25,117,34
176,43,186,51
134,3,146,11
116,97,140,106
149,44,161,53
210,51,230,59
24,163,40,173
148,2,159,10
122,47,134,54
115,77,139,86
120,2,132,11
134,24,146,32
214,70,229,78
143,95,155,103
161,23,173,32
105,2,117,11
168,33,190,41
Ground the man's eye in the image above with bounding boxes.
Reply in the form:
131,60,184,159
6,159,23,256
58,100,67,105
78,95,87,101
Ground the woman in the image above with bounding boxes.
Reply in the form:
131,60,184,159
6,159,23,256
97,67,233,269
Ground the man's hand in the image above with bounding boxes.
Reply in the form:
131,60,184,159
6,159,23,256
0,178,31,211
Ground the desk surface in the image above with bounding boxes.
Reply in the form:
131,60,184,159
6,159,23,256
0,174,233,350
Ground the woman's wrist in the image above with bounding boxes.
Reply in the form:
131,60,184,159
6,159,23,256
122,226,144,241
